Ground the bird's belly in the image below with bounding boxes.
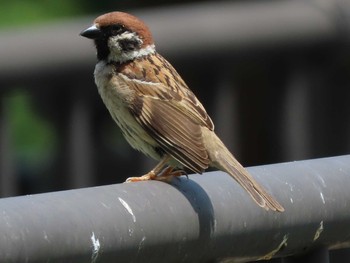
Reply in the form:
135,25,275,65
112,107,158,160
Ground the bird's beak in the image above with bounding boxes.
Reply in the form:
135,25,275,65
80,25,102,39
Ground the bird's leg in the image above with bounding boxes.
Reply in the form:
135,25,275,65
155,167,187,182
125,155,171,182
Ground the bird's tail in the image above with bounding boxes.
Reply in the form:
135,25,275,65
205,130,284,212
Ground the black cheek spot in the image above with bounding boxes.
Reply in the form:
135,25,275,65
119,39,141,52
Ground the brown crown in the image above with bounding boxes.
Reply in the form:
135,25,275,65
94,12,154,47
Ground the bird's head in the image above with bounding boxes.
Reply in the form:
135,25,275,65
80,12,155,63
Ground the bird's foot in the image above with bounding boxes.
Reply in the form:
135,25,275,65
125,167,187,183
125,171,156,183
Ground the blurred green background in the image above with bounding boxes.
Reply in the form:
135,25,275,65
0,0,210,28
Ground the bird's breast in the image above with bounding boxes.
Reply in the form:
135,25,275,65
94,61,160,160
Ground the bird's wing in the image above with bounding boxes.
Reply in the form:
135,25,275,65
116,54,214,173
116,53,214,130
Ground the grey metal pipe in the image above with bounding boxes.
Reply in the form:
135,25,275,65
1,155,350,262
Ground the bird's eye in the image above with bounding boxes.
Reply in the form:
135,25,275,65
110,24,125,35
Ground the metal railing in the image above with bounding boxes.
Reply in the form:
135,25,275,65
1,155,350,262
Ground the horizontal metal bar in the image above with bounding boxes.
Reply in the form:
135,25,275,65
1,155,350,262
0,0,348,80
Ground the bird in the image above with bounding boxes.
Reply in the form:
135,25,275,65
80,11,284,212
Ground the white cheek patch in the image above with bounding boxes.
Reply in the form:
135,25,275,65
107,32,155,63
108,36,124,55
108,32,141,54
119,31,141,42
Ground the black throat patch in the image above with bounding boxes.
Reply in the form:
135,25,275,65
94,38,110,61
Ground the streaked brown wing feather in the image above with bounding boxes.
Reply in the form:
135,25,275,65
136,97,210,173
117,53,214,130
116,53,213,173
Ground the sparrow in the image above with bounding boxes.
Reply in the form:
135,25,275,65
80,11,284,212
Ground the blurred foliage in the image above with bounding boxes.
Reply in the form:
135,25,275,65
0,0,213,28
0,0,86,27
5,91,57,168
